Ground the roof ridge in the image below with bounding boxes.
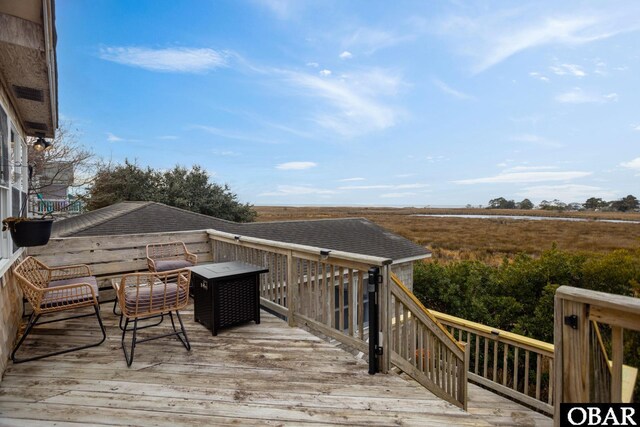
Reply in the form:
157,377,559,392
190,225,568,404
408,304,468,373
246,217,370,226
147,202,240,225
58,201,153,236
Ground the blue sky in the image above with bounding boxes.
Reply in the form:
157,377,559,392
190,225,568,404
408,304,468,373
56,0,640,207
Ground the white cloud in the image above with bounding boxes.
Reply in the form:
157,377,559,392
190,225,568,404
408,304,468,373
620,157,640,171
454,171,591,184
253,0,299,19
192,125,279,144
517,184,615,202
438,11,640,73
99,47,227,73
212,150,240,157
633,124,640,131
339,177,365,182
433,79,474,100
282,68,401,136
339,51,353,59
157,135,178,140
343,27,414,54
529,72,550,82
380,192,417,198
106,132,123,142
259,185,336,197
425,155,447,163
319,69,332,76
549,64,586,77
511,134,563,148
276,161,317,170
555,88,618,104
603,93,619,102
504,165,558,173
339,183,429,190
306,62,319,68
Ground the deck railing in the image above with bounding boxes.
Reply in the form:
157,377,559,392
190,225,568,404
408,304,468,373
389,273,468,409
27,230,213,287
30,199,85,216
431,309,554,414
208,231,469,409
14,229,639,419
554,286,640,425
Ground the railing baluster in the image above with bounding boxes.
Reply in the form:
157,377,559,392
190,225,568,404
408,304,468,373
513,346,519,391
548,357,553,405
402,305,409,360
474,334,480,375
524,350,530,396
535,353,541,401
395,298,401,355
329,265,335,329
483,337,489,378
418,323,424,372
503,343,509,386
493,339,498,383
348,268,354,337
338,267,345,331
357,270,364,340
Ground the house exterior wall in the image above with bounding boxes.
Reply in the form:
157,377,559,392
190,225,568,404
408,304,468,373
391,261,414,291
0,80,29,262
0,252,23,378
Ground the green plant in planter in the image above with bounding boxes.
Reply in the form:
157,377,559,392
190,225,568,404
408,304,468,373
2,216,30,232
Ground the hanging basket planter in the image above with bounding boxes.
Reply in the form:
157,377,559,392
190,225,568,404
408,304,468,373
1,217,54,247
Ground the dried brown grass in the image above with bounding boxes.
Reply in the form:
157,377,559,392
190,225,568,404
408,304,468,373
255,206,640,262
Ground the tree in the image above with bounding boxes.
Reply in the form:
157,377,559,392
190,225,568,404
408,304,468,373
539,199,566,211
28,121,95,199
86,160,161,210
584,197,607,210
610,195,639,212
86,160,256,222
517,199,534,210
488,197,516,209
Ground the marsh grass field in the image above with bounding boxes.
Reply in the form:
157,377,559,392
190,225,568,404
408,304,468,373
255,206,640,262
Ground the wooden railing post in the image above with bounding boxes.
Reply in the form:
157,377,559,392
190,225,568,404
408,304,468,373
380,264,391,374
286,250,296,327
554,292,590,419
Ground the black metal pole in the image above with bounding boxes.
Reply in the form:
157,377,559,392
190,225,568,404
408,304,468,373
368,267,380,375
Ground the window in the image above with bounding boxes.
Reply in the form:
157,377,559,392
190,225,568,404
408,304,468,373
0,103,11,259
0,103,25,260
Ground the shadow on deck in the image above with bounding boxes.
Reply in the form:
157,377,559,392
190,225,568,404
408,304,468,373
0,304,550,426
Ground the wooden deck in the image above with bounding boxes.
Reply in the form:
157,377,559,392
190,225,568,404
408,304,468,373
0,305,551,426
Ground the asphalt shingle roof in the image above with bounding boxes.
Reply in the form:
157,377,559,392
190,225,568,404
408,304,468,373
52,202,430,262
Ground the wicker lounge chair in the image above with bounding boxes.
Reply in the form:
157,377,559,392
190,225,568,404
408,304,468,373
146,241,197,272
11,256,106,363
114,268,191,366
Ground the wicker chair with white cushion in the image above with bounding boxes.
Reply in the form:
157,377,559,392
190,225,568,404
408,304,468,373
11,256,106,363
146,241,197,272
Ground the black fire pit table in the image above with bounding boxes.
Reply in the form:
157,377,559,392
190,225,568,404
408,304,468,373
190,261,269,336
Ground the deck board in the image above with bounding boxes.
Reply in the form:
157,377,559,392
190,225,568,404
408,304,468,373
0,305,550,426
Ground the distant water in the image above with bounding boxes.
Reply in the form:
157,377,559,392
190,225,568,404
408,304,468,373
411,214,640,224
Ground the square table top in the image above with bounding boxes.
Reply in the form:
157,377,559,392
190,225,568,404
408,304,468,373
189,261,269,281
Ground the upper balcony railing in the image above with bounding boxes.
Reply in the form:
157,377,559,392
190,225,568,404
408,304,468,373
30,198,85,216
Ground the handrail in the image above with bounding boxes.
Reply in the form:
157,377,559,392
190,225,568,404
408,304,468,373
431,307,554,414
388,272,468,409
391,274,464,352
207,230,393,267
430,310,554,356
